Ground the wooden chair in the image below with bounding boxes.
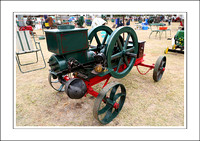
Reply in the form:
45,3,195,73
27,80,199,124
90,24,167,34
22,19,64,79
16,30,46,73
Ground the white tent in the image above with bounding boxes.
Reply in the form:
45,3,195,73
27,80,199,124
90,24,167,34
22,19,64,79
91,18,106,28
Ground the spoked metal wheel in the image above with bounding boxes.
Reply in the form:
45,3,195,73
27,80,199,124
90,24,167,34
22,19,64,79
106,26,139,79
93,83,126,125
153,56,166,82
48,73,65,92
88,25,113,53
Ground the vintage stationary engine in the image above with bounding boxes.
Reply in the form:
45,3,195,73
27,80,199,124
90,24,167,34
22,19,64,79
45,25,109,98
45,25,166,124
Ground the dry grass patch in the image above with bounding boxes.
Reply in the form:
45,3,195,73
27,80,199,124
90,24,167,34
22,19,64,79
16,21,184,126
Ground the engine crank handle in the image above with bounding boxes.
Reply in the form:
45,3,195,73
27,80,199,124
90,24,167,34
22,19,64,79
125,52,137,58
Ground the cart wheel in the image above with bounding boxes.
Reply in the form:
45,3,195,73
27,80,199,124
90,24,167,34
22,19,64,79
164,47,169,54
88,25,113,53
93,82,126,125
48,73,65,92
153,56,166,82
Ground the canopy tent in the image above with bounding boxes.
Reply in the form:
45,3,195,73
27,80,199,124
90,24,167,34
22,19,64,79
91,18,106,28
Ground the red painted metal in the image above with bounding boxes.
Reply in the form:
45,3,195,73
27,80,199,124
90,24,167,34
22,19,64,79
84,74,111,88
19,26,33,31
64,73,111,98
63,75,70,81
134,54,155,75
63,56,155,97
63,73,122,109
114,103,119,109
86,86,99,97
19,26,33,34
102,76,110,88
134,56,145,66
136,65,152,75
138,62,155,68
84,74,111,97
63,52,156,109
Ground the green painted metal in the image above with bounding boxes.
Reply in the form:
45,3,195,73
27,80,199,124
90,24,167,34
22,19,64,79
86,50,96,62
48,72,65,92
39,36,45,40
46,25,95,72
93,82,126,125
23,31,31,50
150,23,166,26
48,55,68,72
17,31,24,51
58,25,75,29
88,25,113,53
45,26,88,55
153,56,166,82
174,30,184,47
106,26,138,79
48,49,95,73
97,68,114,77
77,16,84,28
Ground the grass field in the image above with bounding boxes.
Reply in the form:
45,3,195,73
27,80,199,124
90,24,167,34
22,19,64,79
16,21,184,126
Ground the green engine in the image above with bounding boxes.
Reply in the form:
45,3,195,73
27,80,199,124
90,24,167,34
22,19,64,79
45,25,139,81
45,24,139,99
174,30,184,47
45,25,97,74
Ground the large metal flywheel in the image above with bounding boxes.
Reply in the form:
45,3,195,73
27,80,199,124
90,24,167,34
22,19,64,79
106,26,138,79
88,25,113,53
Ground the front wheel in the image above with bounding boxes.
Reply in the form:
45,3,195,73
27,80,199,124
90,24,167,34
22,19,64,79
93,82,126,125
153,56,166,82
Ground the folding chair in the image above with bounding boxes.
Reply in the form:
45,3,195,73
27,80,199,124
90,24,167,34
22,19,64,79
149,24,164,40
16,30,46,73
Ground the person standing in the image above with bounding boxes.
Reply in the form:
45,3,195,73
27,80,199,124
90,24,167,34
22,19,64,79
168,18,171,26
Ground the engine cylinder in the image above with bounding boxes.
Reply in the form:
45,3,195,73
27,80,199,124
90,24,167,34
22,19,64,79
48,55,67,72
